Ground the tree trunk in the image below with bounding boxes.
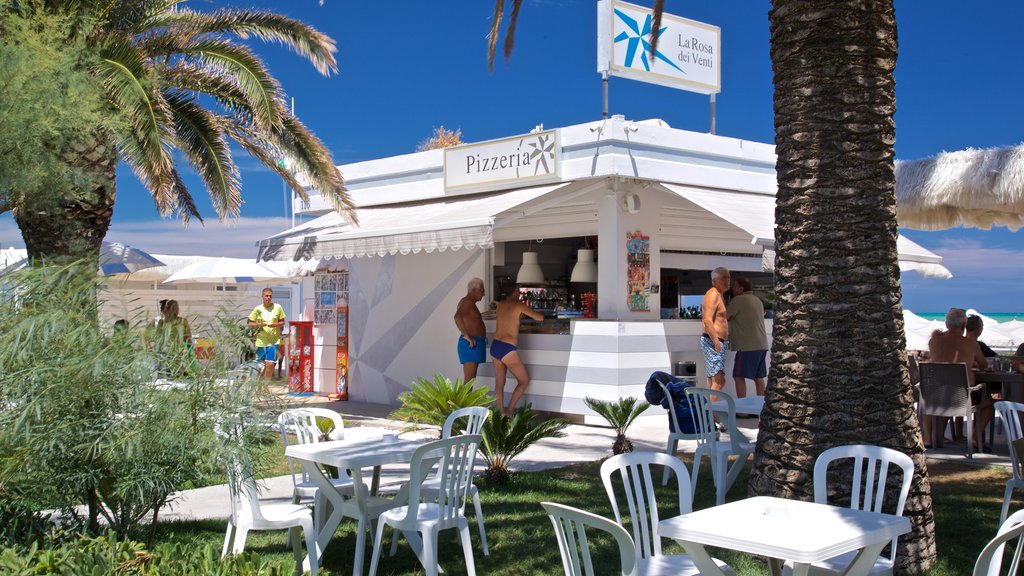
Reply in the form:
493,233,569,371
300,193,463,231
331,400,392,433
13,128,117,264
750,1,936,572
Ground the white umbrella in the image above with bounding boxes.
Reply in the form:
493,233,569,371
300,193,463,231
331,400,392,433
163,257,283,286
903,310,943,351
100,242,164,276
896,144,1024,231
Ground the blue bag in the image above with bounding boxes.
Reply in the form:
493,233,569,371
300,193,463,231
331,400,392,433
644,370,709,435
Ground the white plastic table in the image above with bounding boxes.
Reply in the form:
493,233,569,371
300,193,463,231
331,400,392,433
285,437,426,576
658,495,911,576
710,395,765,417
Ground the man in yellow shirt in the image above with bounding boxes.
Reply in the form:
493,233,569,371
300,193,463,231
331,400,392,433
248,288,286,380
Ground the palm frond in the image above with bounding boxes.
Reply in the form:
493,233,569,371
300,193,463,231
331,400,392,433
170,37,286,132
224,126,308,202
583,396,646,434
274,113,356,224
487,0,503,72
503,0,523,64
154,8,338,76
165,92,240,219
480,405,568,470
650,0,665,57
389,374,493,434
165,167,202,223
161,63,258,123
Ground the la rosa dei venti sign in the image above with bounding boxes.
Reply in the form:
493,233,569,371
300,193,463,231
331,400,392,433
444,129,560,193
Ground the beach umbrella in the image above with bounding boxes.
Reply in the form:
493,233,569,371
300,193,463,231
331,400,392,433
163,257,283,286
895,144,1024,231
903,310,942,351
100,242,164,275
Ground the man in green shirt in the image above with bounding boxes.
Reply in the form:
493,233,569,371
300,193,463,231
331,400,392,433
726,276,768,398
248,288,286,380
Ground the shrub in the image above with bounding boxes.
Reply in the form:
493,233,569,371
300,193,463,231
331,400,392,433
389,374,494,436
480,405,569,485
583,396,647,454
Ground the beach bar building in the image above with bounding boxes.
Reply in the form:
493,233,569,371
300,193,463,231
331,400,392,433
256,117,950,416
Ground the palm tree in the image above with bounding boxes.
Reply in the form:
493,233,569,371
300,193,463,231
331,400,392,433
488,1,936,570
2,1,354,263
747,2,935,570
584,396,646,454
480,405,568,485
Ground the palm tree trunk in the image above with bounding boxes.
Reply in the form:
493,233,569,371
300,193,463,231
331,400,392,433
13,129,117,264
749,1,936,571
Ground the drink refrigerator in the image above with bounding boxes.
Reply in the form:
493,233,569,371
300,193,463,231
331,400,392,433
288,320,314,394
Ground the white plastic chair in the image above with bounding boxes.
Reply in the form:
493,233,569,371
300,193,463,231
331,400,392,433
683,387,755,505
369,435,482,576
657,381,702,486
599,451,733,575
995,401,1024,523
277,408,357,527
974,508,1024,576
918,361,981,457
789,444,914,576
541,501,638,576
222,460,319,576
394,406,491,555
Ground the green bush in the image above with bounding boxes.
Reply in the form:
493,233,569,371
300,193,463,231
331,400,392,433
0,263,274,542
389,374,494,436
0,535,288,575
480,405,569,485
583,396,647,454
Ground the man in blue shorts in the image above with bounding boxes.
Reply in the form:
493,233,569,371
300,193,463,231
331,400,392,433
701,267,731,393
727,276,768,398
248,288,286,380
454,278,487,384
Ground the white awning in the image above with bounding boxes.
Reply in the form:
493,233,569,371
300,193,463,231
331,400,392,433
257,183,571,261
660,183,952,279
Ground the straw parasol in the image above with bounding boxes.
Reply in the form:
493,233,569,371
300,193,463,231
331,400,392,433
896,144,1024,231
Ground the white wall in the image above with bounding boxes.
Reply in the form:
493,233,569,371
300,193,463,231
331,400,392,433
325,249,487,405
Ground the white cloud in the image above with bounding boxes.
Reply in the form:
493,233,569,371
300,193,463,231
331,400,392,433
0,214,297,259
927,238,1024,281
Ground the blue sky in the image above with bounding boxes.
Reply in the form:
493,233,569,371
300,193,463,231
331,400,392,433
1,0,1021,312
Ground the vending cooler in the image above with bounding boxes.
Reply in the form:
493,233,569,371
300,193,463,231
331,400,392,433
288,320,314,394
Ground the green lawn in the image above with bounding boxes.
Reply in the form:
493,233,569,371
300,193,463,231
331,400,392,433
150,457,1013,575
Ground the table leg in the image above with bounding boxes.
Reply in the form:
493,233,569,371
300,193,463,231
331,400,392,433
768,557,785,576
297,458,346,564
839,541,887,576
678,542,730,576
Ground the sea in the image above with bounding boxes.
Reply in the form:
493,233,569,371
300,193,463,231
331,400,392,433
917,313,1024,323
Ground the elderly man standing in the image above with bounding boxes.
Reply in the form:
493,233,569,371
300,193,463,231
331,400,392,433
727,276,768,399
701,267,731,392
454,277,487,384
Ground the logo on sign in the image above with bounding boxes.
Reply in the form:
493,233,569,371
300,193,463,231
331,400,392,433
444,129,560,193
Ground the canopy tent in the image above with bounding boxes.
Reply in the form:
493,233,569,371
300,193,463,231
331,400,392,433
895,144,1024,231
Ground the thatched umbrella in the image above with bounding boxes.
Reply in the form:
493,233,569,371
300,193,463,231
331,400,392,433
896,144,1024,231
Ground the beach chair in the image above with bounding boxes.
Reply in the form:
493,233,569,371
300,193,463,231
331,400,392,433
918,361,981,457
542,501,638,576
973,508,1024,576
683,387,754,505
995,401,1024,523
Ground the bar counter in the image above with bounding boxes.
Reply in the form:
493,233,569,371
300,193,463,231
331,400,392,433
478,319,711,419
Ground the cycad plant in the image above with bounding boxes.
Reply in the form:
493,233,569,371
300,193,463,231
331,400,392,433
480,405,569,485
584,396,647,454
389,374,493,437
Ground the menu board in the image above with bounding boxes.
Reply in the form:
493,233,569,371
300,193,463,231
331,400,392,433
626,230,650,312
314,272,348,325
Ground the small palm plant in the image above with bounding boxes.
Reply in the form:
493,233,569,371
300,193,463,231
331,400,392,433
584,396,647,454
389,374,493,437
480,405,569,485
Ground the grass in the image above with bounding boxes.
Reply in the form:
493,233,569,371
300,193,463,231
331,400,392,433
148,455,1015,575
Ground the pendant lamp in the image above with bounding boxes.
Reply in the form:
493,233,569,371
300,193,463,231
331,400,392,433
517,251,545,284
570,248,597,283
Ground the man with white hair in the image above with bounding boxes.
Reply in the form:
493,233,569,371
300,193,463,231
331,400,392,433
454,277,487,384
926,306,992,451
701,267,731,392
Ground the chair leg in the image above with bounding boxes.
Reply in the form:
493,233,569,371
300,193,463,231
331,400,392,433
221,522,235,558
471,487,489,556
368,518,388,576
663,438,678,485
1002,481,1017,524
690,447,705,501
422,528,439,576
289,526,303,575
303,521,319,576
459,519,477,576
389,522,401,556
232,527,249,555
353,516,367,576
713,455,728,506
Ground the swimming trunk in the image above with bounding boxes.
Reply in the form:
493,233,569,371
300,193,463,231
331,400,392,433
458,335,487,364
733,350,768,379
256,345,277,363
490,339,517,361
701,334,728,377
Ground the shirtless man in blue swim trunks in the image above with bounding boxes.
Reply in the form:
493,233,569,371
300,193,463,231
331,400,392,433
454,278,487,384
491,285,543,416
